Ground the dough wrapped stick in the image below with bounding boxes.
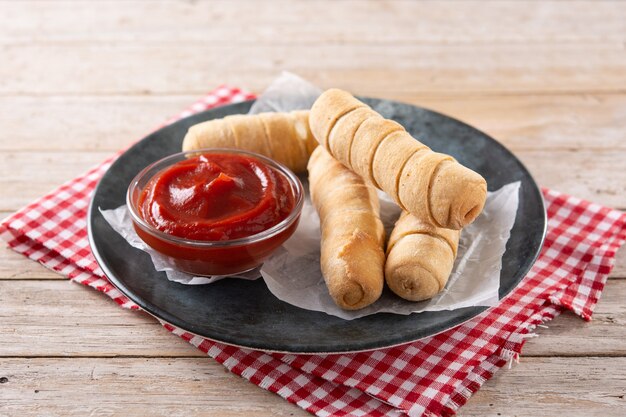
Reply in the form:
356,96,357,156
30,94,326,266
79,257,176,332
385,211,460,301
182,111,317,173
309,89,487,230
308,147,385,310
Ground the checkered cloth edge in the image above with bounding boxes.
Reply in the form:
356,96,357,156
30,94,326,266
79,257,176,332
2,86,625,417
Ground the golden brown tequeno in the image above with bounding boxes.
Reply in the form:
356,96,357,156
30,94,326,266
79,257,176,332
308,147,385,310
309,88,487,230
182,111,317,173
385,211,460,301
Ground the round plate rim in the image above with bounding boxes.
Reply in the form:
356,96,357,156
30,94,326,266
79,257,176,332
87,98,547,354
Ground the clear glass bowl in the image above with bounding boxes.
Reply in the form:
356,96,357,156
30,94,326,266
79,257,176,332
127,149,304,276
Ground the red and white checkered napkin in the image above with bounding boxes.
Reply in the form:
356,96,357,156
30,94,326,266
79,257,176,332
2,86,626,417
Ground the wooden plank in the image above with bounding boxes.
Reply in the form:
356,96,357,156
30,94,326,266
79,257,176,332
1,277,625,357
0,151,110,211
403,93,626,152
0,357,308,417
0,96,188,152
2,148,624,211
0,211,62,279
1,43,625,95
0,245,60,280
516,149,626,209
0,356,624,417
0,280,204,357
522,278,626,356
3,94,626,152
463,357,626,416
1,1,624,45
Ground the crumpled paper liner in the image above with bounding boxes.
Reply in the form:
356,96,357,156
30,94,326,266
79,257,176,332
101,72,520,320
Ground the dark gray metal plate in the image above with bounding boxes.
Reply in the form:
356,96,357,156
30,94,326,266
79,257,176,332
88,98,546,353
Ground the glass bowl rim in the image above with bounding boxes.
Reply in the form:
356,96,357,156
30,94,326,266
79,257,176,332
126,148,304,248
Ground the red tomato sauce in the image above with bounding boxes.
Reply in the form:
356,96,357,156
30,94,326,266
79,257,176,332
137,153,295,241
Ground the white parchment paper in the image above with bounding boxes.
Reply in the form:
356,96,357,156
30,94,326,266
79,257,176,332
260,182,519,319
100,72,521,319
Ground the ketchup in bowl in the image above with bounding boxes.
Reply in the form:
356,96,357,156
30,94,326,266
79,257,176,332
127,150,303,276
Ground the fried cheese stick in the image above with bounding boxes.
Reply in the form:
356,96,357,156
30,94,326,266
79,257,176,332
308,147,385,310
182,111,317,173
309,89,487,230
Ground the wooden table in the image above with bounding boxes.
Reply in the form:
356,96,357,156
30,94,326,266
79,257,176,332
1,1,625,416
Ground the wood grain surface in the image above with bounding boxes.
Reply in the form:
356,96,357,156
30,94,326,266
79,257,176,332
1,1,625,416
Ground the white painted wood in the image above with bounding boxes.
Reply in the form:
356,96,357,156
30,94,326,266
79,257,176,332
1,1,625,416
2,94,626,152
0,357,624,417
2,1,625,44
1,279,625,357
3,43,625,95
0,357,308,417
